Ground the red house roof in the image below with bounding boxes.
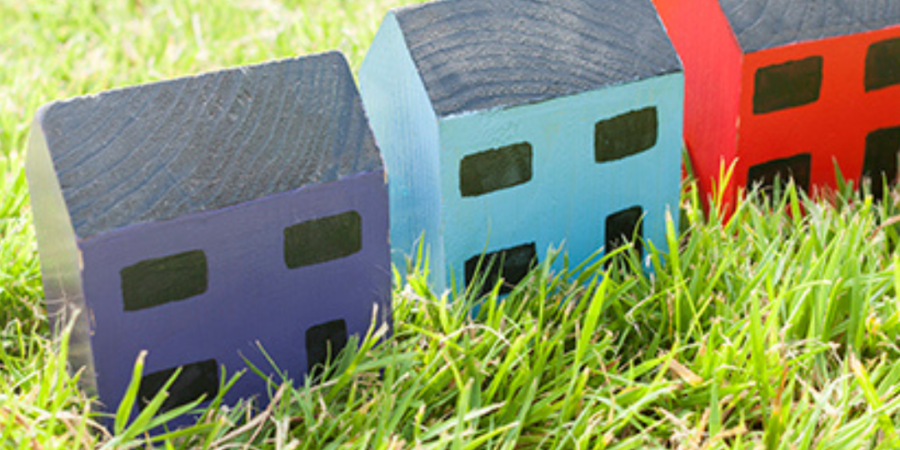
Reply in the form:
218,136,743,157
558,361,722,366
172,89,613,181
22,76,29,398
718,0,900,52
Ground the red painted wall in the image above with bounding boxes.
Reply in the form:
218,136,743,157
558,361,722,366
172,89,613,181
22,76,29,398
737,25,900,194
657,0,900,212
653,0,743,212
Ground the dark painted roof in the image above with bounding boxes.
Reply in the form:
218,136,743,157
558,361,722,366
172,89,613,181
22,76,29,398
718,0,900,52
393,0,682,118
37,52,382,239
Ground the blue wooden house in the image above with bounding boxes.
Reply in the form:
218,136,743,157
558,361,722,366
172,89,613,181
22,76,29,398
26,52,391,420
359,0,684,292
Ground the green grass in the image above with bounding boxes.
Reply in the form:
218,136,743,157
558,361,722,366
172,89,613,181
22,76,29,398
5,0,900,448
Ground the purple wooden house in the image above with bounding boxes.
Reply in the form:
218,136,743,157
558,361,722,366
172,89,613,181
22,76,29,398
26,52,390,419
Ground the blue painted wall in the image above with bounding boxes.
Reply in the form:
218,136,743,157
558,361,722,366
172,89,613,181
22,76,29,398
361,10,684,292
359,12,447,289
438,74,684,286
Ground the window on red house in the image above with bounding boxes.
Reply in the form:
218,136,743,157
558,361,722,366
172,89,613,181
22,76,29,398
862,125,900,200
753,57,823,114
866,37,900,92
747,153,812,195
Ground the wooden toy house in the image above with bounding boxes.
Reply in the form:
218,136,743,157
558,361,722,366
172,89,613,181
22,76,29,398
654,0,900,205
26,52,391,418
360,0,684,292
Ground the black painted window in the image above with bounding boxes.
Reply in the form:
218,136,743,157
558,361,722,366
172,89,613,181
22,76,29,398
306,319,349,376
862,125,900,200
284,211,362,269
866,37,900,92
138,359,219,413
753,57,823,114
120,250,208,312
594,107,658,163
605,206,644,258
465,243,538,297
747,153,812,195
460,142,533,197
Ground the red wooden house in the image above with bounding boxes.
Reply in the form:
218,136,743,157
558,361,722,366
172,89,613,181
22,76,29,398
654,0,900,207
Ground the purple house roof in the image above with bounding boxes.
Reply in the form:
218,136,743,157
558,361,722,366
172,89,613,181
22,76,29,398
36,52,382,239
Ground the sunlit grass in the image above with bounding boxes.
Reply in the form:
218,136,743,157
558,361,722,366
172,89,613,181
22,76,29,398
5,0,900,448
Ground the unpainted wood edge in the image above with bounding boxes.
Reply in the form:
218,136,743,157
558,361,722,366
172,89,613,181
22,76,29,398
26,108,98,395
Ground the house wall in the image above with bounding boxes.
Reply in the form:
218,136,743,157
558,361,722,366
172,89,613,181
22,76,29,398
653,0,743,211
737,25,900,193
359,12,446,289
77,170,390,419
438,73,684,287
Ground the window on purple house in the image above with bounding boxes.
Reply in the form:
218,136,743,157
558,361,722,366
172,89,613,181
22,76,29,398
306,319,349,380
138,359,219,413
120,250,208,312
284,211,362,269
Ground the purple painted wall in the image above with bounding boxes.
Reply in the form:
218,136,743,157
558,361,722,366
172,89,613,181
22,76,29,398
78,170,390,417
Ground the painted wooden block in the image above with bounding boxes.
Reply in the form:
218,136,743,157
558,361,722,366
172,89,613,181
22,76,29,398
26,52,391,420
359,0,684,292
653,0,900,207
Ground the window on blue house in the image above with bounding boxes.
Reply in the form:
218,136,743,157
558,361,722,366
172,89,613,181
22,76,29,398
862,125,900,201
866,37,900,92
120,250,208,312
284,211,362,269
460,142,533,197
605,206,644,269
138,359,219,413
465,243,538,297
306,319,349,379
594,107,658,163
753,57,823,114
747,153,812,195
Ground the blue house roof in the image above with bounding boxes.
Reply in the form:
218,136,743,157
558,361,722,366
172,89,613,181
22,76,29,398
36,52,382,239
393,0,682,118
718,0,900,53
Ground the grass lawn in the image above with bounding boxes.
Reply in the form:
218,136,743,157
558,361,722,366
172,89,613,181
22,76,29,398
5,0,900,448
